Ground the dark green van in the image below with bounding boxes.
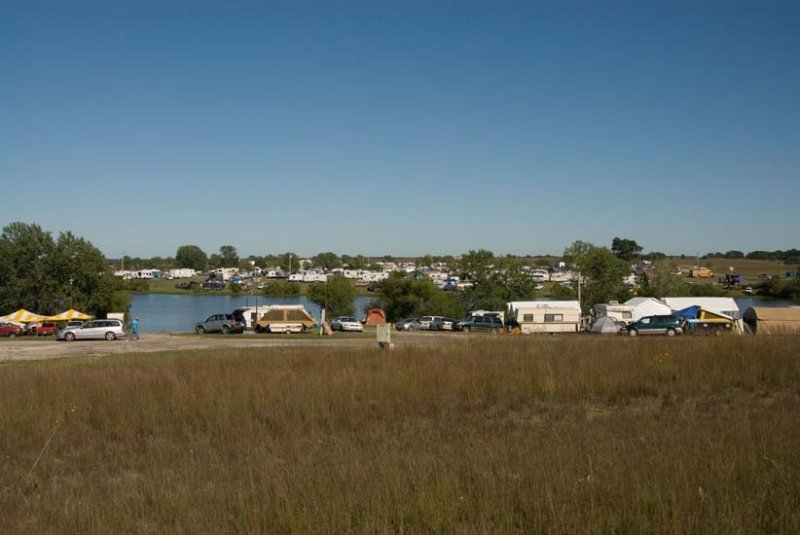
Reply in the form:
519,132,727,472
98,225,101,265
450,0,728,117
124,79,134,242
623,315,685,337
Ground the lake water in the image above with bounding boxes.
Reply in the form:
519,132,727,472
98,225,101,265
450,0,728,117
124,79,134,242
130,294,376,333
130,294,796,333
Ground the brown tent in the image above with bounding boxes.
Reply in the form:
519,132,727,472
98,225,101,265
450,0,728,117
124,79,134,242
364,308,387,325
743,307,800,335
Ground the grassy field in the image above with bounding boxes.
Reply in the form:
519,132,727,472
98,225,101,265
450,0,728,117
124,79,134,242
2,337,799,533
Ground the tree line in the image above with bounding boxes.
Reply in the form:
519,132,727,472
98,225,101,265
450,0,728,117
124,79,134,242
0,223,127,317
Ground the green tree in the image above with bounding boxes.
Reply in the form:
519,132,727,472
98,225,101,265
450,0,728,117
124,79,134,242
175,245,208,271
611,237,643,263
219,245,239,268
311,252,342,271
458,250,536,311
0,222,117,316
564,241,631,311
375,272,464,321
639,261,686,298
278,252,298,274
260,280,301,296
307,276,356,317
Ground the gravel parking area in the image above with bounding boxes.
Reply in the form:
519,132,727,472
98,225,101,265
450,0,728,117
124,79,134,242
0,331,463,362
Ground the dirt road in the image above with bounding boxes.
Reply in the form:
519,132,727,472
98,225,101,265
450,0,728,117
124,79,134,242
0,331,457,362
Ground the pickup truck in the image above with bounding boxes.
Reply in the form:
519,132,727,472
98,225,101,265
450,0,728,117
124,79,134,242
30,322,59,336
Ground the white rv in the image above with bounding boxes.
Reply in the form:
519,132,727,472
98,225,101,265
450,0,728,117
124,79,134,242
508,300,582,334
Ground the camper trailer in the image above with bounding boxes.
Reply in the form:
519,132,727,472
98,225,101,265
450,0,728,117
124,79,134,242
508,301,581,334
593,302,635,325
254,305,316,334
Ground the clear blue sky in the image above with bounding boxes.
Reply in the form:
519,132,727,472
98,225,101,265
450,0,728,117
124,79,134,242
2,0,798,259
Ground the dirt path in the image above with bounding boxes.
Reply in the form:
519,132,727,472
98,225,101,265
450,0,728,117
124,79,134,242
0,331,461,362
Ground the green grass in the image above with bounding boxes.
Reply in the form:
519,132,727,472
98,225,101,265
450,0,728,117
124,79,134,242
1,337,799,532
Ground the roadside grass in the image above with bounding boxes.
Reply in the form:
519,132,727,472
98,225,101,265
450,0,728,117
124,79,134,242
1,336,799,532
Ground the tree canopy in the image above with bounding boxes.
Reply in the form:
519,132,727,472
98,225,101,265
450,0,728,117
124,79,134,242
307,276,356,317
564,241,631,311
374,272,464,321
175,245,208,271
0,222,121,316
611,237,643,262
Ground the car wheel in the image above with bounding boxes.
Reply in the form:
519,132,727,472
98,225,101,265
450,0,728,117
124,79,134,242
222,325,231,334
463,326,471,333
196,326,205,334
9,333,17,339
666,328,676,337
628,329,638,337
105,332,116,341
65,332,76,342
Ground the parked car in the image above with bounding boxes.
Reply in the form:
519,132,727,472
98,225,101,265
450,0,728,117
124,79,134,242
202,280,226,290
175,281,198,290
395,318,421,331
195,314,245,334
418,315,444,330
454,315,503,333
330,316,364,332
30,322,59,336
622,315,685,337
430,317,457,331
56,319,126,341
0,322,23,338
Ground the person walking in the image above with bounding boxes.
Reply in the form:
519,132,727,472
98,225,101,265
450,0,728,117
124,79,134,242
131,316,140,341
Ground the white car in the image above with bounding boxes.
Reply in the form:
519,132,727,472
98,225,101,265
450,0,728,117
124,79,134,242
56,319,127,341
330,316,363,332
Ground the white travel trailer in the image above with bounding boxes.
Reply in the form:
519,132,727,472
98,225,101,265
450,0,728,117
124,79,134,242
508,300,582,334
168,268,196,279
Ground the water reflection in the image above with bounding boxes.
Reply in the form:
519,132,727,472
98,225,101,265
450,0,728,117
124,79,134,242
130,293,376,333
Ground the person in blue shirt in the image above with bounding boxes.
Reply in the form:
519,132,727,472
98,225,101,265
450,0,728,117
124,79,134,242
131,316,140,341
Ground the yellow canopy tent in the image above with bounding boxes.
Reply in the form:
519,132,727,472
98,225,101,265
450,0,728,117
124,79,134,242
0,309,48,323
45,309,93,321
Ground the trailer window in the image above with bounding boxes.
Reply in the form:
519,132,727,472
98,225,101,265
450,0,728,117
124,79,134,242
522,314,533,322
544,314,563,322
622,312,632,319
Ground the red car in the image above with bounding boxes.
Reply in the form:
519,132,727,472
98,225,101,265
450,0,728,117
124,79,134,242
30,322,59,336
0,322,23,338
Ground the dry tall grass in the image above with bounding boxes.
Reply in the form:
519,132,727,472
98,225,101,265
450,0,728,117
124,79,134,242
1,336,799,533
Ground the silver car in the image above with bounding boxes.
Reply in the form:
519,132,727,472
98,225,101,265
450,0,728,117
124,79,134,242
56,319,127,341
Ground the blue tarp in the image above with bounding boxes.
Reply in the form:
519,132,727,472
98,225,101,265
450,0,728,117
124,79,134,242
673,306,700,320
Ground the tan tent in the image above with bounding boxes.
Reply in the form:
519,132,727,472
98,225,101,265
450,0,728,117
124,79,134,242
0,309,47,323
743,307,800,335
364,308,387,325
45,309,93,321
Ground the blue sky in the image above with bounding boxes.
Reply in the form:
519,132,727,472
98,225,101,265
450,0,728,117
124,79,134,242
2,0,798,259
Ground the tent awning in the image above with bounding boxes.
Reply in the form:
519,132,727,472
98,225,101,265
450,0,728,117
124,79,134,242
0,309,48,323
45,309,93,321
